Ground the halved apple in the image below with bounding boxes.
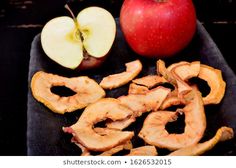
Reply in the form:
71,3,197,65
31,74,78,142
41,6,116,70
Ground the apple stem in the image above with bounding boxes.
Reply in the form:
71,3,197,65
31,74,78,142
64,4,83,40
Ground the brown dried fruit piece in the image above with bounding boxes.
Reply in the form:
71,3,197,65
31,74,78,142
168,127,234,156
106,87,171,130
139,88,206,150
198,64,226,105
100,60,142,89
157,59,192,96
128,83,149,95
132,75,167,88
31,71,105,114
170,61,200,81
63,98,134,151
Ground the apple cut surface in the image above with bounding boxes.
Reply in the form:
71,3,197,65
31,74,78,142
77,7,116,58
41,16,83,69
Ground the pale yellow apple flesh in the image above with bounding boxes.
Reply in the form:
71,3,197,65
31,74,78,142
41,16,83,69
77,7,116,58
41,7,116,69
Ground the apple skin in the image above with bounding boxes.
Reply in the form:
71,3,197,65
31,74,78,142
77,54,107,70
120,0,196,58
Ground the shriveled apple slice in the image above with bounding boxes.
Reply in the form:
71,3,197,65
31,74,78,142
105,86,170,130
128,83,149,95
157,59,192,96
167,61,189,71
168,127,234,156
31,71,105,114
63,98,134,151
198,64,226,105
100,60,142,89
74,129,133,156
160,96,184,110
132,75,167,88
106,116,136,130
119,86,171,117
126,146,158,156
99,140,133,156
171,61,200,81
139,88,206,150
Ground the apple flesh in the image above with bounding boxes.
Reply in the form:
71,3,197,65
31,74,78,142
41,7,116,70
120,0,196,58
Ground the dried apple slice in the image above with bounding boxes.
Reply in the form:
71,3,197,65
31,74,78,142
119,86,171,117
171,61,200,81
31,71,105,114
128,83,149,95
99,140,133,156
126,146,158,156
167,61,189,71
139,88,206,150
168,127,234,156
105,86,170,130
198,64,226,105
157,59,192,96
63,98,134,151
132,75,167,88
100,60,142,89
106,116,136,130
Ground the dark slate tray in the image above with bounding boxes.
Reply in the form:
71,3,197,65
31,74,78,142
27,20,236,156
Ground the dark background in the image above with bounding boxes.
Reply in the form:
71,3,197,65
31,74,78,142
0,0,235,155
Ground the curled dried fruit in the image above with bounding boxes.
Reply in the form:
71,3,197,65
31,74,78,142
119,86,171,116
198,64,226,105
128,83,149,95
31,71,105,114
63,98,134,151
100,60,142,89
132,75,167,89
139,88,206,150
157,59,192,96
170,61,200,81
168,127,234,156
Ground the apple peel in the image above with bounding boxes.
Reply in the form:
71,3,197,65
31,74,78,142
100,60,142,90
31,71,105,114
168,126,234,156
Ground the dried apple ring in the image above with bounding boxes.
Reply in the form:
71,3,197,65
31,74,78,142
170,61,200,81
31,71,105,114
128,83,149,95
132,75,167,89
157,59,192,96
119,86,171,117
100,60,142,89
168,126,234,156
139,88,206,150
63,98,134,151
198,64,226,105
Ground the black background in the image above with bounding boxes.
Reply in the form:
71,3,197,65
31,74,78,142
0,0,236,155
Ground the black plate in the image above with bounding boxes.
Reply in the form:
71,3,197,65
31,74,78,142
27,19,236,155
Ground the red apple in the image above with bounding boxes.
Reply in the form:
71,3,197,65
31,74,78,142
120,0,196,58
